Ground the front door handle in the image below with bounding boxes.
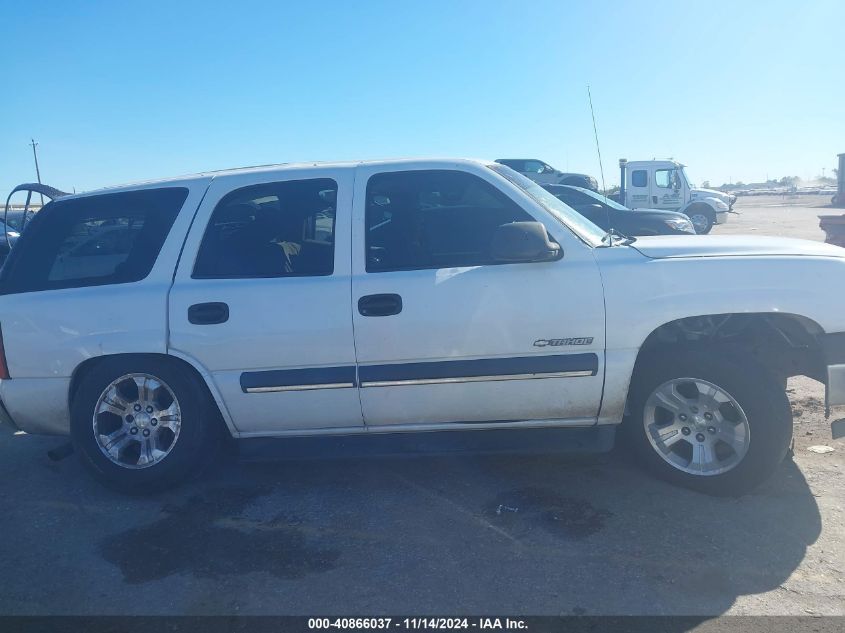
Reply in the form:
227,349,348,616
652,195,658,204
188,302,229,325
358,293,402,317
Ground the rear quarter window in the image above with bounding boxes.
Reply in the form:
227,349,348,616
0,187,188,293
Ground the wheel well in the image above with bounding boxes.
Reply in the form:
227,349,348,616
633,313,826,386
68,353,230,436
685,202,715,219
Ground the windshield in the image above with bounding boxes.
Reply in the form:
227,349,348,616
681,167,696,189
566,186,629,211
488,164,606,245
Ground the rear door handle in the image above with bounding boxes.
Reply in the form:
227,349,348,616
652,195,658,204
188,302,229,325
358,293,402,317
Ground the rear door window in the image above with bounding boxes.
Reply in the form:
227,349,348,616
193,178,337,278
1,188,187,293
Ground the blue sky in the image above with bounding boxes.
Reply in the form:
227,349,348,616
1,0,842,195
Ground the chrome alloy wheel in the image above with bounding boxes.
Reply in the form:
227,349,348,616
689,213,710,233
92,373,182,469
643,378,750,476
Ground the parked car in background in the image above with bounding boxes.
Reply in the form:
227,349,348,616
2,210,33,233
542,184,696,236
1,158,843,499
495,159,598,191
0,221,21,267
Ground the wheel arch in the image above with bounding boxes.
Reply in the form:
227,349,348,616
632,312,825,381
68,352,236,437
596,311,825,425
680,200,716,219
622,312,826,419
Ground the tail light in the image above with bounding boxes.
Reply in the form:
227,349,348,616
0,324,9,379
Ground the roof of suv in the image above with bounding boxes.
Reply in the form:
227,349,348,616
66,158,495,198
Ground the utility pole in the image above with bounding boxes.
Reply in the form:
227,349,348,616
30,139,44,206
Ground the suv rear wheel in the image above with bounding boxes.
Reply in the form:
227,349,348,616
70,356,221,493
626,348,792,495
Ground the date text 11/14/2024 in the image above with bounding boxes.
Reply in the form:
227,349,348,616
308,618,528,630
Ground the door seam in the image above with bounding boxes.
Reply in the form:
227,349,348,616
165,177,215,354
347,166,367,426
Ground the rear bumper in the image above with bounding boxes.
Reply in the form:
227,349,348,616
0,377,71,436
0,397,19,433
823,333,845,407
827,365,845,407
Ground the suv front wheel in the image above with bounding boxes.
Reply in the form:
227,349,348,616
70,356,221,493
626,348,792,495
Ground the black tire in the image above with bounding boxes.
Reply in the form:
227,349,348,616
625,347,792,496
70,356,222,493
686,206,714,234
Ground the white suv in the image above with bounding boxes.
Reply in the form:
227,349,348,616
1,159,843,495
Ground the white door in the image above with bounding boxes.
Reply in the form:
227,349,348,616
350,164,606,427
168,167,362,436
626,166,652,209
651,167,684,211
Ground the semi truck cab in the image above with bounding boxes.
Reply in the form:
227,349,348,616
619,159,735,234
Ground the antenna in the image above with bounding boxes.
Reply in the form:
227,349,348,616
587,85,617,241
586,86,607,193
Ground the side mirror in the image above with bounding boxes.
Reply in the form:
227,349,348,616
490,222,562,264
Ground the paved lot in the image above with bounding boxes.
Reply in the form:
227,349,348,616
712,194,831,241
0,194,843,616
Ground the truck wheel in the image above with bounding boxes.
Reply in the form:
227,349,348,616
687,206,714,234
626,348,792,496
70,356,222,493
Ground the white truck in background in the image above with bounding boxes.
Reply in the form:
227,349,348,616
617,159,736,234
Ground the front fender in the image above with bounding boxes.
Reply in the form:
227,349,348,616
593,247,845,423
